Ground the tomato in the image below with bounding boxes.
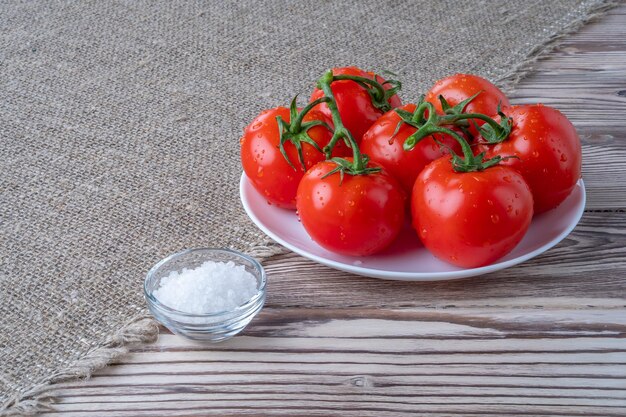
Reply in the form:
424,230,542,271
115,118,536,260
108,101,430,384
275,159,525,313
310,66,402,143
425,74,510,137
240,107,347,210
360,103,463,194
296,160,405,256
412,157,533,268
478,105,582,214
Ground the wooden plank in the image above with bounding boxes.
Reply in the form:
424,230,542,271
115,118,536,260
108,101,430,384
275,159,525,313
43,309,626,416
506,7,626,211
40,4,626,417
260,212,626,309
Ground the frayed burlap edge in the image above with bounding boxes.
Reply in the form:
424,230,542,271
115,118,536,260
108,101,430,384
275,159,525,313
0,244,287,416
0,316,159,416
498,0,622,91
0,0,619,414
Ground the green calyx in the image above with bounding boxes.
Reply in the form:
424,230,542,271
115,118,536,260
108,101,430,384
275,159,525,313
436,93,513,143
316,69,381,178
277,68,400,180
402,102,506,173
321,155,381,183
330,73,401,113
277,95,333,171
390,94,428,140
472,103,513,144
393,92,512,145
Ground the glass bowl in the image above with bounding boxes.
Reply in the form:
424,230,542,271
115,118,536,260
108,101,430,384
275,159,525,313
144,248,266,342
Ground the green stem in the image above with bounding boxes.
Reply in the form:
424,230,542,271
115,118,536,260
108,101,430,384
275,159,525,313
421,126,475,162
403,102,503,173
440,112,503,134
411,102,431,125
290,97,330,133
333,74,385,102
404,104,473,161
318,71,365,171
331,73,400,113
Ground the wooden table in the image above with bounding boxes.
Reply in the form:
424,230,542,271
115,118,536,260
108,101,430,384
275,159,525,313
43,6,626,416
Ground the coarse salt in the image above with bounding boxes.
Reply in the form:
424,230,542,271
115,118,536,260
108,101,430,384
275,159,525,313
153,261,258,314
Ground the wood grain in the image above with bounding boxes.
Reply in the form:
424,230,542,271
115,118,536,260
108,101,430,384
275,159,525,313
45,309,626,416
259,212,626,309
41,4,626,417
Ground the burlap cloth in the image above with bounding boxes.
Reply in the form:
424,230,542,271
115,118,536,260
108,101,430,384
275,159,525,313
0,0,617,414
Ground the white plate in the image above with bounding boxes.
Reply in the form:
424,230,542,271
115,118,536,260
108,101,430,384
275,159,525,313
240,173,586,281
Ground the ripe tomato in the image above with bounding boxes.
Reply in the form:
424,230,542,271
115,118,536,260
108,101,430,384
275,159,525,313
478,105,582,214
296,160,405,256
412,157,533,268
360,103,463,194
425,74,510,137
240,107,346,210
310,66,402,143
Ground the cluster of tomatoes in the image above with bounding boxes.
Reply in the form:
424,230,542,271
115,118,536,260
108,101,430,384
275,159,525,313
240,67,582,268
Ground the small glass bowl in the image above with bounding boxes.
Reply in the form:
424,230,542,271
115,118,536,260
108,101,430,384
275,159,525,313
144,248,266,343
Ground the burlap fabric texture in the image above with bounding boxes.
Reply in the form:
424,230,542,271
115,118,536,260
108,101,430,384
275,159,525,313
0,0,617,414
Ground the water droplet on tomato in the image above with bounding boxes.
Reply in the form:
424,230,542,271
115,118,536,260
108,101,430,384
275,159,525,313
257,168,264,177
502,176,511,183
532,151,539,158
348,200,356,206
251,122,262,129
487,199,493,206
560,153,568,162
491,214,500,223
506,205,513,213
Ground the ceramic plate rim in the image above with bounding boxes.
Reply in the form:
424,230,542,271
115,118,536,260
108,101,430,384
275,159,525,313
240,173,586,281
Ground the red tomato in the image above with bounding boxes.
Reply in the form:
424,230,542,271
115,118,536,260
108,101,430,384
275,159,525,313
240,107,346,210
425,74,510,136
296,160,405,256
310,66,402,143
412,157,533,268
478,104,582,214
360,103,463,194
